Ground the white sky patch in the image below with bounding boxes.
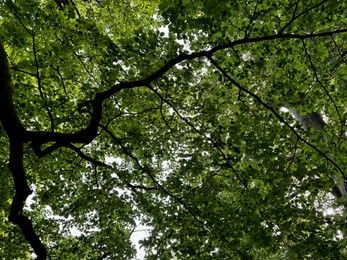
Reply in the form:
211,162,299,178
130,224,152,260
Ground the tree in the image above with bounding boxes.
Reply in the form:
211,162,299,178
0,0,347,258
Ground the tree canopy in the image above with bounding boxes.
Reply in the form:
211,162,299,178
1,0,347,259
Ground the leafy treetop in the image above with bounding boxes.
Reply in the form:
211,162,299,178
0,0,347,259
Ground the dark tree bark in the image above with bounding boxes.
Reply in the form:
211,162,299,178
0,42,47,259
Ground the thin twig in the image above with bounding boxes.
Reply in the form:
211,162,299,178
101,125,248,259
278,0,328,34
147,84,248,188
301,39,344,138
32,35,55,132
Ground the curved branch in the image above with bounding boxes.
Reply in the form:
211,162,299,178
1,21,346,259
0,42,47,258
8,141,47,259
207,56,346,180
25,29,347,155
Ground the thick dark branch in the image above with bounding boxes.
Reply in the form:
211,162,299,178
25,29,347,156
0,42,47,258
27,93,103,155
8,141,47,259
1,25,345,259
96,30,347,103
0,43,26,137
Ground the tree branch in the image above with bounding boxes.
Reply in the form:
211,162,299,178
207,56,346,180
2,28,347,258
100,124,249,259
67,144,108,167
20,29,347,155
278,0,329,34
147,84,248,187
301,39,343,130
0,42,47,258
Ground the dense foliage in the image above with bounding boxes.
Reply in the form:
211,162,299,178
1,0,347,259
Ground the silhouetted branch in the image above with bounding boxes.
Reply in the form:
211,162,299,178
100,124,249,259
207,56,346,180
2,26,347,259
67,144,108,167
278,0,329,34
